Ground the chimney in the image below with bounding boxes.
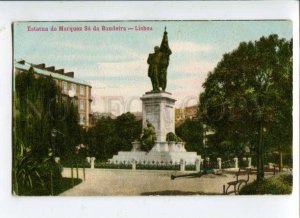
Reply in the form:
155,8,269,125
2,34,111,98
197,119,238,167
55,69,64,74
46,66,55,72
64,72,74,78
33,63,45,69
17,60,25,64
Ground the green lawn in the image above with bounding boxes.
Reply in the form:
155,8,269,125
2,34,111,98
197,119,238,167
17,177,82,196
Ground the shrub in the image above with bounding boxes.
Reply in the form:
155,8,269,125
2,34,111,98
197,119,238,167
277,173,293,186
239,173,292,195
60,158,90,168
166,132,183,143
136,164,180,171
95,162,132,169
94,162,184,171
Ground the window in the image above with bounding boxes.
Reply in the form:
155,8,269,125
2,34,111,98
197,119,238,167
80,114,85,125
80,86,85,96
63,81,68,93
71,83,76,92
80,100,85,110
71,98,77,105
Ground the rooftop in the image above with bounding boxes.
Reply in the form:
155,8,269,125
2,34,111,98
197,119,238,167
15,60,91,87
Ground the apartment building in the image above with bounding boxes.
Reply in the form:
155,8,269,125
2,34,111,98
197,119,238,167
15,60,93,128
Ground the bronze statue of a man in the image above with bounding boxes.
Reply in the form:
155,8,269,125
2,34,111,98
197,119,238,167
147,46,162,92
147,28,172,92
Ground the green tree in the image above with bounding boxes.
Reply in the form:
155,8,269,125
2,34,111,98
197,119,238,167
15,68,58,160
13,68,82,194
115,112,141,151
86,113,142,161
55,100,82,160
175,119,204,154
87,117,117,160
199,35,292,181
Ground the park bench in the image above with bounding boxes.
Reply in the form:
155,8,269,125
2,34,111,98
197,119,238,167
251,165,278,176
223,168,251,195
264,165,277,175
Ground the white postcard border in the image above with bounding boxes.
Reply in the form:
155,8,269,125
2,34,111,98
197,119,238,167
0,1,298,218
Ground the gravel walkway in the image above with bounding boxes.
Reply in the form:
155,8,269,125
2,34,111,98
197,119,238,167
59,168,256,196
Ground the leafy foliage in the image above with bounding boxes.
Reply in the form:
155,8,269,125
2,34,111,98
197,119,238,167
15,143,44,192
166,132,183,143
175,119,203,153
13,68,82,195
199,35,292,179
239,173,292,195
86,112,142,160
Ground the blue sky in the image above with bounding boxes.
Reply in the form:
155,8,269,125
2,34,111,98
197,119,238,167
14,21,292,115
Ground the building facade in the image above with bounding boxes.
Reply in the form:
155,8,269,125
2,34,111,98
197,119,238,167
175,105,199,127
90,112,117,125
15,60,93,128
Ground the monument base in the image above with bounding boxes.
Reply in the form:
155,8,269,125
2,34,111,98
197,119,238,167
108,91,201,167
141,92,176,142
109,141,200,166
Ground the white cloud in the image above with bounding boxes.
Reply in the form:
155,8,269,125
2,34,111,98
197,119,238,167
168,76,206,108
87,80,111,90
22,38,216,114
97,60,147,77
92,45,149,78
90,81,148,115
170,59,216,76
169,76,206,89
170,41,215,53
89,73,207,114
48,40,92,51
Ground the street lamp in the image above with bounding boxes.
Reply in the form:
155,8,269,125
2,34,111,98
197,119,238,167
50,129,57,158
203,124,207,147
202,124,208,159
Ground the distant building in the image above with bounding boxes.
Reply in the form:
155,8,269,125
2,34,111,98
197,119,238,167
91,112,117,124
132,111,142,121
175,105,199,126
15,60,93,128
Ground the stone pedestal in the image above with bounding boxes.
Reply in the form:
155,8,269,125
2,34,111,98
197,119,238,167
168,141,176,152
180,159,185,172
110,150,200,166
131,159,137,170
217,158,222,169
247,157,252,168
86,157,91,164
131,140,141,152
91,157,96,169
109,91,201,168
234,157,238,169
196,157,201,172
151,141,169,152
141,92,176,142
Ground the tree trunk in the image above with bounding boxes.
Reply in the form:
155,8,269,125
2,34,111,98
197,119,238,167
257,120,264,182
279,146,283,172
